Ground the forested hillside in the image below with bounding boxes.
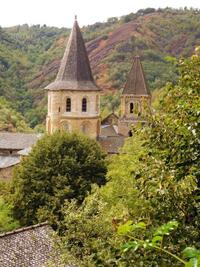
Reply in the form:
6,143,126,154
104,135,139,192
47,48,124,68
0,7,200,128
0,97,30,132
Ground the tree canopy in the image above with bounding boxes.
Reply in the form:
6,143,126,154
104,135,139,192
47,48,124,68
57,51,200,266
11,132,107,226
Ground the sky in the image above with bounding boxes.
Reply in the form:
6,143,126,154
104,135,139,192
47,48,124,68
1,0,200,28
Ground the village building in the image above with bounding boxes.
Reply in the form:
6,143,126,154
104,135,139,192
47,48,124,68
0,133,42,181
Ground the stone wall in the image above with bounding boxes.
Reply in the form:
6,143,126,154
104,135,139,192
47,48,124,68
47,90,101,138
0,166,14,182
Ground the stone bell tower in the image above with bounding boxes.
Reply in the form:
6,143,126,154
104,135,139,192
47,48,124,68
118,56,151,136
45,17,101,139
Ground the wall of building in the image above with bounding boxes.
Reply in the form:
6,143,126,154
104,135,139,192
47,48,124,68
46,90,100,138
0,149,19,155
119,95,151,136
0,166,14,181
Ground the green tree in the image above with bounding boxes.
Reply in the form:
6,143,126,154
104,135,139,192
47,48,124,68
58,52,200,266
0,197,20,233
0,181,19,233
0,97,31,132
11,132,107,226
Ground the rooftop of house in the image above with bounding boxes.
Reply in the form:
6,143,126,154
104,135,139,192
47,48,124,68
101,113,119,125
0,222,53,267
122,56,151,96
0,155,20,169
100,124,118,137
45,18,100,92
0,132,42,151
98,135,125,154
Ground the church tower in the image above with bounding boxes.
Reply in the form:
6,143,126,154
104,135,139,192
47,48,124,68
45,18,101,139
118,56,151,136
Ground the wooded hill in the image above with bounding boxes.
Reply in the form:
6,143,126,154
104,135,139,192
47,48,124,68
0,7,200,129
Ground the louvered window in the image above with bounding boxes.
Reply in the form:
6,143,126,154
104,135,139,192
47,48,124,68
130,103,134,113
82,98,87,112
66,98,71,112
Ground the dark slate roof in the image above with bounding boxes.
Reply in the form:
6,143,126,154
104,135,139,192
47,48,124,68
0,223,53,267
122,56,150,95
101,125,118,137
101,113,119,125
0,155,20,168
45,18,100,91
98,136,125,154
0,133,42,150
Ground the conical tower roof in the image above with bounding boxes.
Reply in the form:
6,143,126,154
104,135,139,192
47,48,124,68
122,56,150,95
45,18,100,91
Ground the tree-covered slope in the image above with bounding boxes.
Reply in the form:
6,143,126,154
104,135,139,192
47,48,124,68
0,97,30,132
0,7,200,128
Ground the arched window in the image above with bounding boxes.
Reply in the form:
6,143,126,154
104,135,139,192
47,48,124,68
82,98,87,112
66,98,71,112
130,102,134,113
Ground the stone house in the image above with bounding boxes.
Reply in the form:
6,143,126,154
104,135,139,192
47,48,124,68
0,133,41,181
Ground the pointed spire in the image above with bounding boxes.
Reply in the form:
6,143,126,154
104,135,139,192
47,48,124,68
122,56,150,95
46,19,100,91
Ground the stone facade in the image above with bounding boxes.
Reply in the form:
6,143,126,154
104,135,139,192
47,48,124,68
46,90,100,138
118,56,151,136
118,95,151,136
45,19,151,144
45,18,101,139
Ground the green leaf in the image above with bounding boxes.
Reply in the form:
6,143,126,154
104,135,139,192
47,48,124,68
117,221,146,235
153,220,178,237
122,241,140,252
133,222,146,230
117,220,134,234
183,247,200,259
151,235,163,245
185,256,200,267
143,240,151,249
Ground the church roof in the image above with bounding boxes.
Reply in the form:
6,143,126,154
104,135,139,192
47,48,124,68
45,18,100,91
122,56,150,96
100,125,118,137
98,136,125,154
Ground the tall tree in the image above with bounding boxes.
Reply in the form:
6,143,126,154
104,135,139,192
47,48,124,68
11,132,107,226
